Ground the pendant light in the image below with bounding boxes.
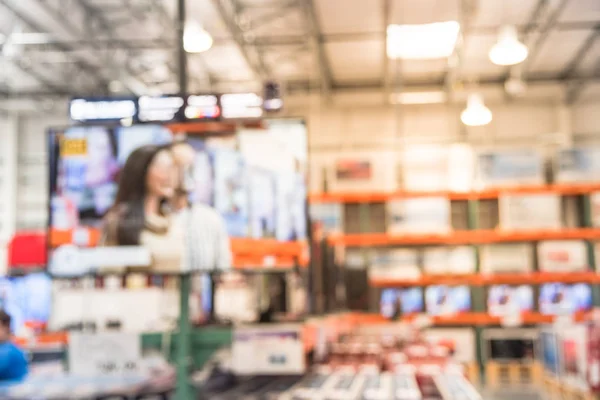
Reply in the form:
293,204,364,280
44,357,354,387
183,21,213,53
489,25,528,66
461,93,492,126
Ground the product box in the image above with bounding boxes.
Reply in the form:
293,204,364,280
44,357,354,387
541,328,560,375
559,324,589,390
387,197,451,234
587,321,600,392
499,194,562,231
422,246,476,275
475,149,544,189
555,147,600,183
424,328,476,363
480,244,534,274
400,144,475,192
482,328,538,363
326,152,397,193
309,203,344,235
232,324,306,375
538,241,588,272
369,249,420,280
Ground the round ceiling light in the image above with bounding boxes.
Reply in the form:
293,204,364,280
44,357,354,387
489,26,528,66
184,21,213,53
461,93,492,126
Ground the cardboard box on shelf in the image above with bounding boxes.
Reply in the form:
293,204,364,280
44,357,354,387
499,193,562,231
475,149,545,189
555,147,600,183
480,243,534,274
387,197,451,234
538,241,588,272
422,246,476,275
369,249,421,280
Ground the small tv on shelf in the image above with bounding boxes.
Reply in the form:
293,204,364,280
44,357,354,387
380,288,424,318
425,285,471,316
539,283,592,315
487,285,534,317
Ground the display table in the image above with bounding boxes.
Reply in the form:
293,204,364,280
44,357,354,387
0,372,175,400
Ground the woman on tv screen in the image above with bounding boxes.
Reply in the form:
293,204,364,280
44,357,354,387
102,144,183,273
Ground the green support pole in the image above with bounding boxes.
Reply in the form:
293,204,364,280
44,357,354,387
359,202,373,310
583,194,600,306
468,199,485,383
175,273,193,400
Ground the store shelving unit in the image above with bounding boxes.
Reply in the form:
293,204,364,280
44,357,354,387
310,182,600,381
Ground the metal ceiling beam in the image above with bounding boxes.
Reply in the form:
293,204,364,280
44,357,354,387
9,58,71,94
8,75,599,99
249,0,299,27
304,0,332,95
565,56,600,103
444,0,478,102
211,0,269,81
0,0,109,91
143,0,218,89
14,19,600,52
508,0,570,81
560,25,600,79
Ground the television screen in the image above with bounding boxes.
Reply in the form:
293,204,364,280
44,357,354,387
487,285,534,316
539,283,592,315
488,338,535,361
0,273,52,336
380,288,423,317
48,125,213,279
425,285,471,316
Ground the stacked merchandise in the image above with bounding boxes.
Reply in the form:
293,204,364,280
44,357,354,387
199,322,482,399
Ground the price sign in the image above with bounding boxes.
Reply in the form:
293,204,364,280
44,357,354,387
68,332,141,376
60,138,87,157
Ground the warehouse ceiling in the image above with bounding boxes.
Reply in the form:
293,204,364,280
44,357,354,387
0,0,599,103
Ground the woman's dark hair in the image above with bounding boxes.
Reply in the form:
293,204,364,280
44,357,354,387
0,310,11,329
111,144,172,245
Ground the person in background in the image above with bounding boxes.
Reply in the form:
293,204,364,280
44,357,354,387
0,310,28,382
169,141,231,271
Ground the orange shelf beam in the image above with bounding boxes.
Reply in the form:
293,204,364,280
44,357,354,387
329,228,600,247
309,183,600,204
370,271,598,288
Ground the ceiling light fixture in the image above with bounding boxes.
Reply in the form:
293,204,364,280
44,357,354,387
387,21,460,60
489,26,528,66
184,21,213,53
461,93,492,126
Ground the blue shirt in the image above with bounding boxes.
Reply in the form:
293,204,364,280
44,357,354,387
0,342,28,382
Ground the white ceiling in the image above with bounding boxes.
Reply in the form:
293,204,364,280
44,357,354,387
0,0,596,103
